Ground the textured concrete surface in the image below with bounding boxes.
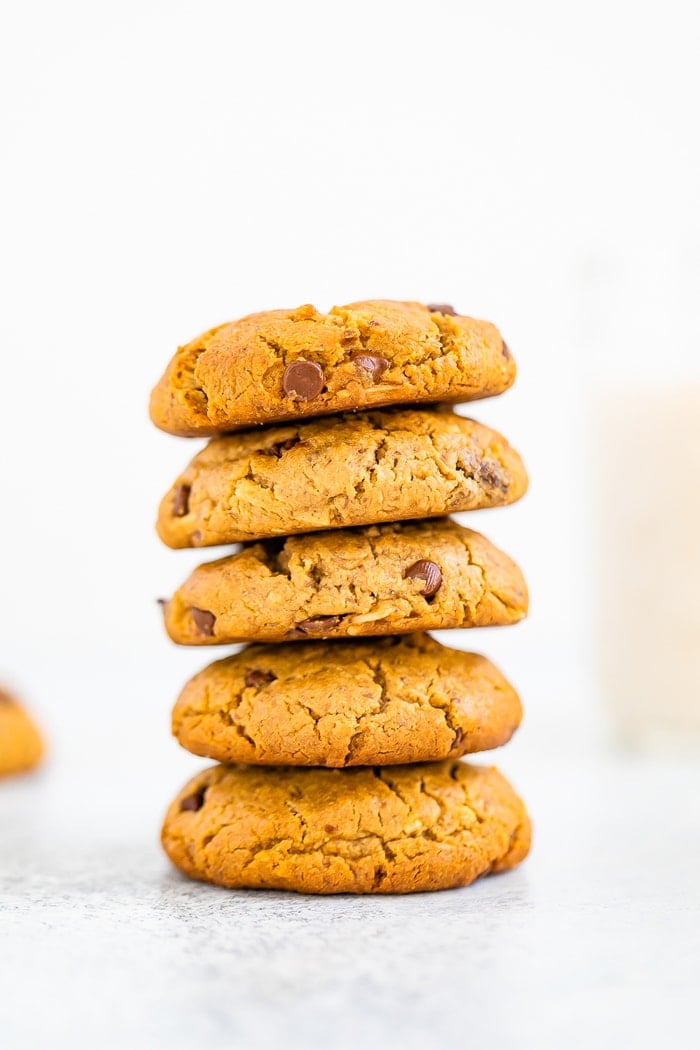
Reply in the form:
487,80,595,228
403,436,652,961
2,745,698,1050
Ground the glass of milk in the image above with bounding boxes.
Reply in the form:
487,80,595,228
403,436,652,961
591,385,700,751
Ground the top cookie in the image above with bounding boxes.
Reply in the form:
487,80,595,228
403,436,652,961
149,300,515,436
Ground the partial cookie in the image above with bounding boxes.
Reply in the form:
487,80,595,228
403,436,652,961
161,518,528,645
157,408,528,548
149,300,515,436
173,634,522,766
0,688,43,777
161,760,530,894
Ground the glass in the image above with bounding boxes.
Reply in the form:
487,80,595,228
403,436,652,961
592,384,700,752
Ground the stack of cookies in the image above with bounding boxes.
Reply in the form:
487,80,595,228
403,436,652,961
151,300,531,894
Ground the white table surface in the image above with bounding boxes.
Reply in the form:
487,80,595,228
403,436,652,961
2,695,698,1050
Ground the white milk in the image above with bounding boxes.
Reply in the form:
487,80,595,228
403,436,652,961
592,385,700,751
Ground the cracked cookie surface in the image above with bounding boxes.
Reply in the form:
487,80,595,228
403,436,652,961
157,408,528,548
161,518,528,645
161,760,531,893
149,300,516,436
0,688,43,777
173,634,522,766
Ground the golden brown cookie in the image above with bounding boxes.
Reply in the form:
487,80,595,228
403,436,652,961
157,408,528,548
161,760,530,893
149,301,515,436
161,519,528,645
0,688,43,777
173,634,522,766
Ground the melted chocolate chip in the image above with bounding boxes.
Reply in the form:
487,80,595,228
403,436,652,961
191,608,216,636
353,354,390,381
244,669,277,689
263,436,301,457
173,483,191,517
478,460,508,492
451,727,464,751
501,340,511,360
180,790,206,812
404,560,443,597
296,615,342,634
325,824,337,834
282,360,324,401
426,303,457,316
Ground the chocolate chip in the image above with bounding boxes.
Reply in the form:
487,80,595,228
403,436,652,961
244,669,277,688
502,340,511,360
263,436,301,457
426,303,457,316
180,790,206,812
478,460,508,492
353,354,389,381
404,560,442,597
451,727,464,751
296,615,342,634
282,360,324,401
325,824,336,834
191,608,216,636
173,483,191,517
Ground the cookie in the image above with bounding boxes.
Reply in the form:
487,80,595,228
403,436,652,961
173,634,522,766
161,760,530,893
149,300,515,436
161,518,528,645
157,408,528,549
0,688,43,777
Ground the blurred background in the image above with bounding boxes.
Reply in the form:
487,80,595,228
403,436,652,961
2,4,696,1045
3,1,699,791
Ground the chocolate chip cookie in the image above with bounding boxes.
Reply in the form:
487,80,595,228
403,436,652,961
161,760,531,893
149,301,515,436
172,634,522,766
157,408,528,548
161,518,528,645
0,687,43,777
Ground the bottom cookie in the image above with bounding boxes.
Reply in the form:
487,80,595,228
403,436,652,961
0,688,44,777
161,760,530,894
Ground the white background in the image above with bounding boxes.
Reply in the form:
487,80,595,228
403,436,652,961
2,0,699,759
2,3,699,1047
